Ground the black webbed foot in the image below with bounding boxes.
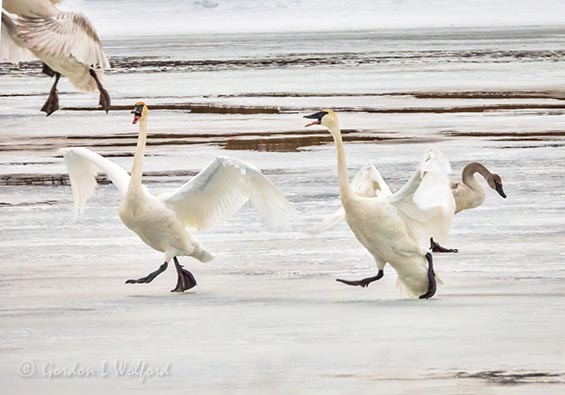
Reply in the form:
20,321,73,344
430,237,458,253
171,257,197,292
98,87,111,113
89,68,111,113
336,270,384,288
126,262,168,284
419,252,437,299
41,72,61,116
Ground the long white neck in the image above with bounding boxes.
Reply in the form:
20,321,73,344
129,118,148,191
329,124,353,202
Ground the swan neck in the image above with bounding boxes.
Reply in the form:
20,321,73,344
130,118,147,188
330,124,353,200
462,162,490,187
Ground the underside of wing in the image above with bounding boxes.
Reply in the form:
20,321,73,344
161,156,294,231
351,162,392,198
16,12,110,68
63,147,130,218
1,11,35,62
390,146,455,245
308,162,393,234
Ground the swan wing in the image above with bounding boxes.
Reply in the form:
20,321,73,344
160,156,294,231
390,146,455,245
16,12,110,68
1,12,35,62
63,147,130,218
308,162,392,234
350,162,392,198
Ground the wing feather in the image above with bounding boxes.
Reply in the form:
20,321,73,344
63,147,130,218
16,12,110,68
307,162,392,234
1,11,35,62
160,156,294,230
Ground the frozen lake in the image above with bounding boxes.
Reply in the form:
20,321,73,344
1,27,565,393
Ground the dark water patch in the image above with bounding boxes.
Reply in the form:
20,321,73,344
1,129,376,153
4,49,565,77
444,130,565,138
454,370,565,385
60,103,565,115
6,161,57,166
408,91,565,100
217,90,565,100
62,103,280,114
222,135,427,152
337,104,565,114
0,200,59,207
496,143,565,149
62,129,362,141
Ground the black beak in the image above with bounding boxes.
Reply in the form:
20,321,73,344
303,111,328,127
495,182,507,198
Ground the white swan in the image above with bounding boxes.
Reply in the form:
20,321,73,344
1,0,110,115
63,102,294,292
304,109,455,299
310,161,506,234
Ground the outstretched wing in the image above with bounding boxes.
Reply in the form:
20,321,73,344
307,162,392,234
160,156,294,231
390,146,455,246
63,147,130,218
16,12,110,68
1,12,35,62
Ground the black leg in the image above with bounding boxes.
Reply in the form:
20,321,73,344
40,72,61,116
42,63,55,77
430,237,458,253
336,270,384,288
125,261,168,284
171,257,197,292
89,68,111,113
419,252,437,299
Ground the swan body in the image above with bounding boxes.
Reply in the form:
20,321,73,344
304,110,454,298
63,103,294,291
1,0,110,114
310,161,506,233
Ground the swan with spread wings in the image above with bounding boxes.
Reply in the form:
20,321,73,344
63,103,294,292
304,110,455,298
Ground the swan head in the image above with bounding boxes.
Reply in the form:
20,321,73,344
304,109,339,131
131,102,148,124
487,173,506,198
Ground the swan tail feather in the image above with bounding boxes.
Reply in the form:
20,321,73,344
193,245,214,263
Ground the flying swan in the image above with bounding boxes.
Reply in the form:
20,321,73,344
1,0,110,115
63,102,294,292
309,161,506,234
304,109,455,299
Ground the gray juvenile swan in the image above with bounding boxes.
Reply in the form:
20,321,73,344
451,162,506,213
